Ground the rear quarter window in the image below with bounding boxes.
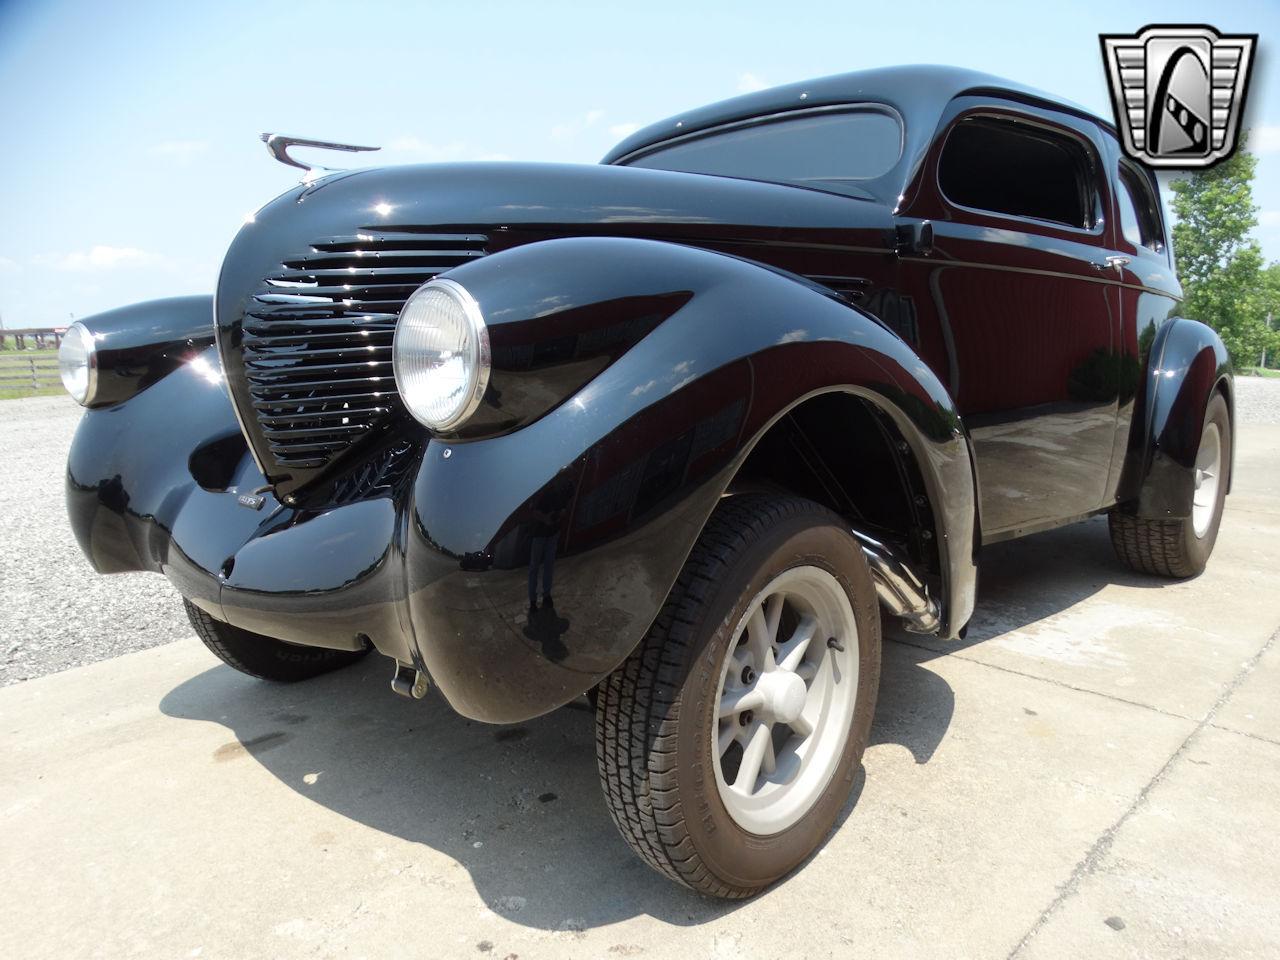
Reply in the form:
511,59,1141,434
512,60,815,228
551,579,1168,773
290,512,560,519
1117,162,1166,252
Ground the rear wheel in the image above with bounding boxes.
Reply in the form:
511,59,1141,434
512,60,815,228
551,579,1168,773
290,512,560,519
595,495,880,897
1109,392,1231,578
184,600,369,682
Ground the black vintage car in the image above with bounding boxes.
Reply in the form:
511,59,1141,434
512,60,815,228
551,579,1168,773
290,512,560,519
62,66,1233,897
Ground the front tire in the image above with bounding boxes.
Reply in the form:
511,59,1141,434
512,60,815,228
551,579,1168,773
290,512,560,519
184,600,369,682
1109,392,1231,578
595,495,881,897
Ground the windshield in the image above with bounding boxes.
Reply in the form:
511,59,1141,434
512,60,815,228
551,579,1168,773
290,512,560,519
623,108,903,192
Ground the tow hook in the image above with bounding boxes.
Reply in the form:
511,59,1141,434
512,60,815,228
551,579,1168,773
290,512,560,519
390,662,430,699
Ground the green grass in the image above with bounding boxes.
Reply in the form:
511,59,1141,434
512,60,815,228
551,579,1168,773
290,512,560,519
0,385,67,400
1240,366,1280,379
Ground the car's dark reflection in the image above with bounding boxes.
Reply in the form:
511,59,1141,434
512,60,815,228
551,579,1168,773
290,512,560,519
157,516,1162,930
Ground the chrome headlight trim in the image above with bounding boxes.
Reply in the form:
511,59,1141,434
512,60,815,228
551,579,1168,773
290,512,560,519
58,321,98,406
392,277,491,432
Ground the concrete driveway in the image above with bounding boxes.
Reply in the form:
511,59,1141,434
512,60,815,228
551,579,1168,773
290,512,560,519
2,423,1277,960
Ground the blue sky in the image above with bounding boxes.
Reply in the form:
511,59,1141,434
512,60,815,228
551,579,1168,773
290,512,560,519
0,0,1277,329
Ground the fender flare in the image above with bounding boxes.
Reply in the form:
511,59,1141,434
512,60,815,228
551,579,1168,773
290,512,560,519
69,295,215,408
407,237,978,721
1117,317,1234,519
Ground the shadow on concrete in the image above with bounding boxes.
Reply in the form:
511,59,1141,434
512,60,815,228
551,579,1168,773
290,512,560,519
156,514,1144,930
158,639,948,930
897,515,1172,660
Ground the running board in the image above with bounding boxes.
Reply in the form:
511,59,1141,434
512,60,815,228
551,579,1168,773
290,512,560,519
851,530,941,635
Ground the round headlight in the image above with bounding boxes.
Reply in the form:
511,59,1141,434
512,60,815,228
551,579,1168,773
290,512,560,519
59,321,97,406
392,278,490,431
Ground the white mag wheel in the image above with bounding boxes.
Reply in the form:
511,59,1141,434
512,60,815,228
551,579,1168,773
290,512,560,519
595,494,880,897
1192,421,1222,538
711,565,859,835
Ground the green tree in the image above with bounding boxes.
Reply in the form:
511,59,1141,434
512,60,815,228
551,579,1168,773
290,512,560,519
1169,140,1268,367
1259,262,1280,369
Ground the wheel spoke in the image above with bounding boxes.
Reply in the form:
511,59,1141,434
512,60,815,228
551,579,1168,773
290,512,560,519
734,721,773,793
718,686,764,718
745,605,775,670
764,593,784,647
803,653,833,715
795,661,818,682
788,712,814,739
776,615,816,673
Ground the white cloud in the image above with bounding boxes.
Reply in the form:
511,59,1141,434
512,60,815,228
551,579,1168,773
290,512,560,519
609,122,641,139
150,139,209,159
0,256,19,273
383,137,509,162
1260,210,1280,227
1252,125,1280,154
552,109,609,141
737,72,769,93
36,246,162,271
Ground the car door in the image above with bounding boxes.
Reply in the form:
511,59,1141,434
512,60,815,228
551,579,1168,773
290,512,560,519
895,97,1120,539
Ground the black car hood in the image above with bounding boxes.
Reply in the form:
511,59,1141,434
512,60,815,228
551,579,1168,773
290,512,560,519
225,160,890,264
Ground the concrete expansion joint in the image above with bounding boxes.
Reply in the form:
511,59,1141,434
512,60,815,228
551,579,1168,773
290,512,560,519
887,635,1197,724
1205,722,1280,750
1004,624,1280,959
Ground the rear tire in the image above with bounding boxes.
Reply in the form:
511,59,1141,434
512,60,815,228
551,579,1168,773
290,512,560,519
184,600,369,682
1109,392,1230,578
595,495,880,897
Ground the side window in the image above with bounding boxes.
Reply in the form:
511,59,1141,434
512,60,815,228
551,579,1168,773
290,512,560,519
1117,163,1165,252
625,109,904,189
938,115,1096,229
1116,176,1145,248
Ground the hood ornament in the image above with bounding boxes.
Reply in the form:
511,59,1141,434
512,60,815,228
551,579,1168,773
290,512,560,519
260,133,380,183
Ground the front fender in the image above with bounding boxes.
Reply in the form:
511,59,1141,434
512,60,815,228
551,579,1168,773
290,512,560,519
73,295,215,408
1117,317,1234,518
66,335,405,657
407,237,977,722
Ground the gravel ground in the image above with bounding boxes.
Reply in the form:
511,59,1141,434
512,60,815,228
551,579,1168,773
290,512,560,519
3,377,1279,687
0,396,190,686
1233,373,1280,423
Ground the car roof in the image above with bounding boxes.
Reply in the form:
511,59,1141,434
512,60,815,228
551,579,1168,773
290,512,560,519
601,64,1113,168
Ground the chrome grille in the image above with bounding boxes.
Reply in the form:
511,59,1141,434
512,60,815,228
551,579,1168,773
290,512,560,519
243,231,488,470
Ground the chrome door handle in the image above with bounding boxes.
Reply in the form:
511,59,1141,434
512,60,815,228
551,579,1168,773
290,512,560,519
1094,256,1130,272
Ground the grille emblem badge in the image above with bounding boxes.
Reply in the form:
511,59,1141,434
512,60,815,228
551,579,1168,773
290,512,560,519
237,492,266,511
1100,24,1256,169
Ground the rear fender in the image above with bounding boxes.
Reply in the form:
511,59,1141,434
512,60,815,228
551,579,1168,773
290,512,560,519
406,237,978,721
1117,317,1234,518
